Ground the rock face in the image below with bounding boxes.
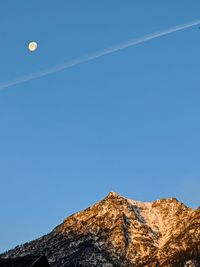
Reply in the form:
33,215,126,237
1,192,200,266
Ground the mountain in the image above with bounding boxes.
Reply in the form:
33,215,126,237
1,192,200,266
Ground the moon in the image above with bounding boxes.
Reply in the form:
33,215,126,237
28,41,38,52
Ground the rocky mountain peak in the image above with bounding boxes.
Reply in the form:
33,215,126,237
107,191,121,198
106,190,133,203
1,192,199,266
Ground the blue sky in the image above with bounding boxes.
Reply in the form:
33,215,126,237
0,1,200,252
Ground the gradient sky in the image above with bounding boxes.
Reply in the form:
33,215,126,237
0,0,200,252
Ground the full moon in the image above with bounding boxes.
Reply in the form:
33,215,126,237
28,41,38,52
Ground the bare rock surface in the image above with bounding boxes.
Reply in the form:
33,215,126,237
1,192,200,266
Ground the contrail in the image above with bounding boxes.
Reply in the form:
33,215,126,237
0,19,200,91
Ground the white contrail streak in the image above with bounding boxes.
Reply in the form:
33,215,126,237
0,19,200,90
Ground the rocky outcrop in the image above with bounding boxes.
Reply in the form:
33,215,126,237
1,192,200,266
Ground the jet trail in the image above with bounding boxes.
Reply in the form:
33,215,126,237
0,19,200,91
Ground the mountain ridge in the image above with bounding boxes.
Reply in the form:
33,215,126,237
1,192,200,266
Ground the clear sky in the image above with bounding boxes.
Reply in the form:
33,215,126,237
0,0,200,252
